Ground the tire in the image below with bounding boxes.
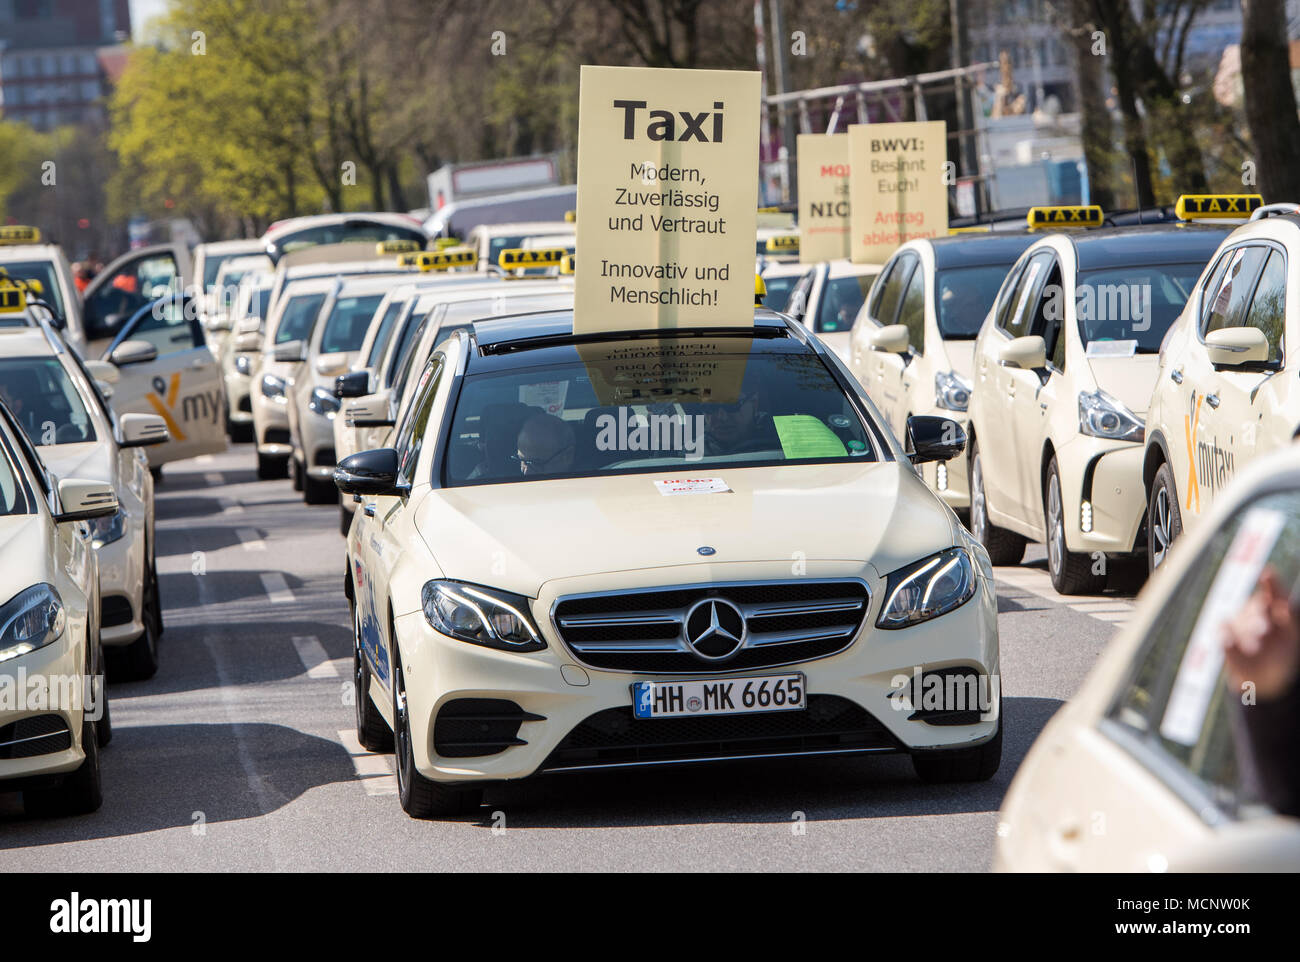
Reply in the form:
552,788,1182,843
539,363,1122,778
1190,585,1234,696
970,441,1026,565
392,641,482,818
149,465,163,485
911,718,1002,783
291,457,304,492
24,715,103,817
94,673,112,748
1045,457,1107,595
340,503,353,536
304,473,337,506
256,451,287,480
353,602,393,754
1147,462,1183,573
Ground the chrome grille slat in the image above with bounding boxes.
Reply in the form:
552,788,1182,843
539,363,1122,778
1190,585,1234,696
747,626,858,647
742,599,864,618
568,640,686,653
557,612,683,628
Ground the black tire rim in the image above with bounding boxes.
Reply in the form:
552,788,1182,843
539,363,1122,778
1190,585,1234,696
1047,471,1065,578
1151,483,1173,568
394,658,411,794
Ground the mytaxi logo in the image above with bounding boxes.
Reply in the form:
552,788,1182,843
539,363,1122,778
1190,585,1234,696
1184,392,1202,512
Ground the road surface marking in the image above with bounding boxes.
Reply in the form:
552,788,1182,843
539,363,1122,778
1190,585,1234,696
337,729,397,795
237,528,265,551
259,572,294,603
291,635,338,678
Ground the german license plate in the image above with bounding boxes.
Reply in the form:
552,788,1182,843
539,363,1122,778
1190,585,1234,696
631,673,805,719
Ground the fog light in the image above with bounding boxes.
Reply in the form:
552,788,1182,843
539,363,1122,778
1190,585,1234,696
1081,500,1093,533
936,461,948,491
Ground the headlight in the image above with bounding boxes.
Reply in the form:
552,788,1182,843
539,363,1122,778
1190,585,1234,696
308,386,341,418
934,370,972,412
0,584,66,664
87,507,127,547
420,580,545,652
876,547,977,629
261,373,286,400
1078,389,1144,442
235,354,252,376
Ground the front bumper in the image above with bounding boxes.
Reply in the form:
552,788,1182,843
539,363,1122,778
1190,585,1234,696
95,520,147,647
0,638,88,786
252,387,291,456
298,404,338,480
224,370,253,424
389,560,1000,784
1055,437,1146,555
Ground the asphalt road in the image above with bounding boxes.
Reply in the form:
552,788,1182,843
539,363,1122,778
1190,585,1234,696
0,445,1140,871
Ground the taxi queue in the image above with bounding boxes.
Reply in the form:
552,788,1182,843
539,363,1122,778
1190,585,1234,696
0,196,1297,871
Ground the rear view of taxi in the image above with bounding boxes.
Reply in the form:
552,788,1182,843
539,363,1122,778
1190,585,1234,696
339,308,999,818
0,394,117,817
966,206,1234,593
1143,208,1300,571
848,232,1036,512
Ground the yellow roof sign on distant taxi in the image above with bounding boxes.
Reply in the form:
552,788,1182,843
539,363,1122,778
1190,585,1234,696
0,226,40,245
1175,194,1262,220
765,234,799,253
498,247,566,270
1026,205,1103,229
433,237,462,250
376,239,421,255
560,253,575,275
754,273,767,306
0,276,28,313
398,248,476,271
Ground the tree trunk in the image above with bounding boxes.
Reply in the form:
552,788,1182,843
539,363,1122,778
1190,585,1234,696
1069,1,1117,209
1241,0,1300,201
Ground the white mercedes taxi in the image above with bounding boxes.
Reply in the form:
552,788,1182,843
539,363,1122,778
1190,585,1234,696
338,308,999,817
0,323,168,679
0,393,117,816
997,446,1300,871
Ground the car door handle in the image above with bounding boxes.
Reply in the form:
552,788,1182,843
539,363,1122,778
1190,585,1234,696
1169,368,1183,384
1206,393,1220,409
1007,384,1016,398
363,504,375,517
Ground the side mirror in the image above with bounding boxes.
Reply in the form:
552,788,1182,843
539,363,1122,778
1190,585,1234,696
206,315,234,333
119,413,169,448
334,447,404,497
1205,327,1269,367
905,415,966,464
83,359,119,385
998,335,1047,370
234,332,262,353
273,339,306,363
55,478,118,522
315,352,348,377
335,370,371,399
109,339,158,367
870,324,910,354
236,316,261,334
344,396,395,429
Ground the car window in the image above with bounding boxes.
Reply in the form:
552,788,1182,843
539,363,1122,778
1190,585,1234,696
274,292,326,345
762,272,804,311
1001,252,1051,337
993,259,1028,331
1242,249,1286,363
125,298,204,356
864,258,896,320
395,355,444,484
274,222,425,257
896,264,925,352
1076,262,1206,353
320,294,384,355
387,312,430,394
875,254,916,327
1202,246,1268,338
0,259,66,322
935,265,1013,339
0,356,97,446
818,274,876,334
1198,251,1232,330
444,348,880,486
87,253,180,340
364,298,408,368
1108,490,1300,816
0,429,31,515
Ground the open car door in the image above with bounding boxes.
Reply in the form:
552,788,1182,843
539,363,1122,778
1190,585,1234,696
81,243,193,356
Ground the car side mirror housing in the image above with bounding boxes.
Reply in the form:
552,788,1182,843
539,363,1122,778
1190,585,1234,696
119,413,169,448
343,396,395,429
335,370,371,398
236,316,261,334
273,339,306,363
315,353,348,377
905,415,966,464
869,324,910,354
334,448,403,497
234,332,262,353
1205,327,1270,367
109,339,158,367
206,315,234,333
998,335,1047,370
55,478,118,522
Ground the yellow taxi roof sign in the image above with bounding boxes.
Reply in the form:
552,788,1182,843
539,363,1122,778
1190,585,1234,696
560,253,575,275
376,239,421,255
564,210,576,223
498,247,566,270
1026,205,1103,229
765,234,799,252
949,225,991,235
754,273,767,306
0,226,41,245
1175,194,1262,220
433,237,462,250
405,247,476,271
0,276,28,313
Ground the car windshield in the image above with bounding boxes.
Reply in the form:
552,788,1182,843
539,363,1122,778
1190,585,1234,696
0,356,96,446
936,265,1013,338
0,259,65,322
276,222,424,256
320,294,384,354
245,286,270,322
761,274,800,311
1075,263,1203,353
443,346,879,485
274,292,326,344
817,274,876,333
204,252,240,291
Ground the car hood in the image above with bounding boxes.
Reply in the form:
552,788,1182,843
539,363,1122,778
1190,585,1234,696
415,461,957,597
38,441,113,486
1086,354,1160,417
0,515,56,602
943,340,977,382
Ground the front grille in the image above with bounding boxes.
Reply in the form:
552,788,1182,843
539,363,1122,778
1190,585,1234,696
552,579,870,673
313,447,337,468
0,714,71,759
541,695,897,771
433,698,545,758
264,427,291,446
237,396,252,413
101,595,133,628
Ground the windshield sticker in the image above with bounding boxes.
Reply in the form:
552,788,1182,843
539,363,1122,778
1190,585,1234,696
654,477,731,496
773,414,848,459
1085,339,1137,358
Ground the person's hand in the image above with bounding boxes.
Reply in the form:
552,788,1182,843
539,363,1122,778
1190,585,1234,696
1222,566,1300,701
